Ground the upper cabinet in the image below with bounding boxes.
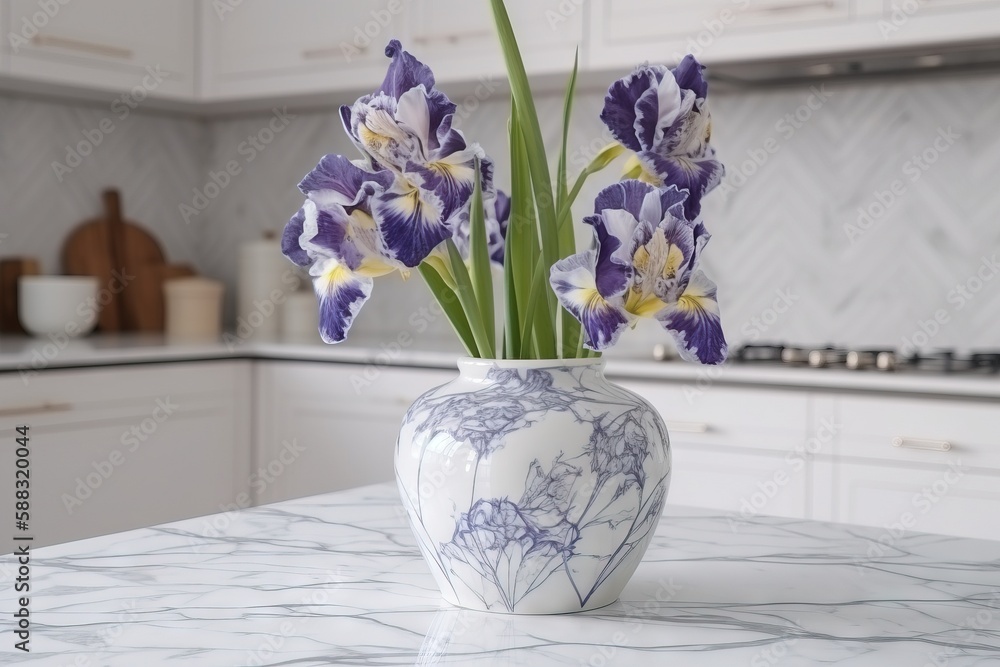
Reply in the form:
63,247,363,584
1,0,999,107
587,0,1000,70
408,0,583,83
2,0,196,99
201,0,414,102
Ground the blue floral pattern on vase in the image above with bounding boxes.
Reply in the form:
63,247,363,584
395,359,671,614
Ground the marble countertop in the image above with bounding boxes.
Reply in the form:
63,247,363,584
1,333,999,398
3,483,999,665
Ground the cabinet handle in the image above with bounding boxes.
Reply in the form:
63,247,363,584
413,30,493,46
0,402,72,418
302,45,365,60
747,0,837,14
892,436,952,452
667,421,711,434
32,34,133,60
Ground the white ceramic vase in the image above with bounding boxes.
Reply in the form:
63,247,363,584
395,358,671,614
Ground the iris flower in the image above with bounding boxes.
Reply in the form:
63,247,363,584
282,41,496,343
341,39,493,267
600,55,722,219
549,180,727,364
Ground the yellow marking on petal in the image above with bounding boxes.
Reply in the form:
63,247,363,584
428,159,474,185
317,262,354,293
624,289,666,318
663,244,685,279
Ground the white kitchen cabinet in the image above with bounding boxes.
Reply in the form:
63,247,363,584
253,360,452,505
614,378,815,519
669,444,811,521
201,0,414,101
409,0,583,84
812,460,1000,541
2,0,196,100
0,361,251,547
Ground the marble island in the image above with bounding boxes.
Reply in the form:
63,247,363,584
3,483,999,665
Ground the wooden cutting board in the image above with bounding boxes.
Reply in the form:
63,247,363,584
61,189,165,332
131,263,196,332
0,257,40,334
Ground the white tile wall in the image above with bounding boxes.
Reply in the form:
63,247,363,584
2,68,998,354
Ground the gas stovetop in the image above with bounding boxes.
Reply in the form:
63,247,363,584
652,343,1000,374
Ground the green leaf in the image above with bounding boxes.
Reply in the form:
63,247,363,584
502,232,519,359
418,262,478,357
467,157,496,354
556,49,579,223
557,142,628,231
489,0,559,273
445,238,495,359
508,107,540,359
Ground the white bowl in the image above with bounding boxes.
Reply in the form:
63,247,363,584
18,276,100,337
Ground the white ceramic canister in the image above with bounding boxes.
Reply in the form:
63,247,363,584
281,291,320,340
237,231,289,340
163,277,224,339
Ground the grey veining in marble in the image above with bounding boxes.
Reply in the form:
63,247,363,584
1,483,998,665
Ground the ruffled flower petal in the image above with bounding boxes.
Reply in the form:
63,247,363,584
372,180,448,267
282,207,310,267
599,68,657,153
310,257,373,344
377,39,435,99
550,250,630,351
298,154,393,206
656,270,727,364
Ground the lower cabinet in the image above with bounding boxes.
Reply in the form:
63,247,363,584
0,361,251,548
252,361,453,505
614,374,1000,541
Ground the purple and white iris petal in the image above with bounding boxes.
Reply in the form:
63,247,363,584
594,179,655,221
550,250,630,351
641,151,723,219
372,180,448,268
377,39,436,99
298,154,394,208
586,209,636,298
656,270,727,365
310,257,374,344
282,207,310,267
406,149,481,216
600,67,657,153
671,54,709,100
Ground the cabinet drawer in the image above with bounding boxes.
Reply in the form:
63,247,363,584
835,395,1000,470
669,444,810,521
0,362,240,431
615,380,811,453
813,460,1000,541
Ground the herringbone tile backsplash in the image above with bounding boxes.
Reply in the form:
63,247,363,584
2,69,998,354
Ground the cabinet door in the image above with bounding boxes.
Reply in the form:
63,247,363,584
4,0,196,99
202,0,412,101
254,361,453,505
409,0,583,83
813,460,1000,541
669,444,811,522
0,361,251,547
